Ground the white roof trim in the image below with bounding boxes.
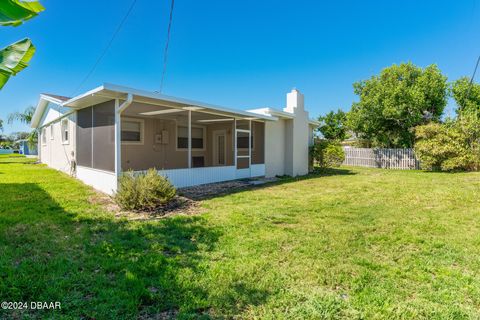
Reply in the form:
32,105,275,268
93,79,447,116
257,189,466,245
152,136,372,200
31,94,74,128
248,107,295,119
61,83,277,121
40,94,66,104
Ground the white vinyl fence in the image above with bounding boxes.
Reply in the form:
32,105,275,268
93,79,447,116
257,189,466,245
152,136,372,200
343,147,420,170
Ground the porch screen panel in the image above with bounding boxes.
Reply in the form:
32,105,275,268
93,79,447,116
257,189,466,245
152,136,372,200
76,107,93,167
92,101,115,172
251,121,265,164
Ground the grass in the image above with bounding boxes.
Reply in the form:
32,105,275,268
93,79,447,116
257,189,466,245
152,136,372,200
1,154,480,319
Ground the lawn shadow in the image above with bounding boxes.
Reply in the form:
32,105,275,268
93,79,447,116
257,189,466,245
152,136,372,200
0,183,270,319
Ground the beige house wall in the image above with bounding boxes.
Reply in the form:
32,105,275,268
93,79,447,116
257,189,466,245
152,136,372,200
121,117,265,171
39,112,76,174
264,119,287,177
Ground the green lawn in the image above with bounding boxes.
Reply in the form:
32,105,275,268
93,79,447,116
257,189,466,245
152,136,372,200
1,154,480,319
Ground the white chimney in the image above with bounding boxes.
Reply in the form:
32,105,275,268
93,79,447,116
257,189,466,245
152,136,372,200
284,88,305,114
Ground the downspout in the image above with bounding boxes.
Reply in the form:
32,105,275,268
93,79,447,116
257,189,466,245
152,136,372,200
114,93,133,192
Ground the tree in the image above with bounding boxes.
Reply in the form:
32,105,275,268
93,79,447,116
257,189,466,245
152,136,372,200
0,118,3,132
8,106,36,146
317,109,347,141
415,112,480,171
451,77,480,116
0,0,44,89
347,62,448,148
8,105,34,124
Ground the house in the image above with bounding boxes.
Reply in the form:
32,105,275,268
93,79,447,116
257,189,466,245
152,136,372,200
17,139,38,156
31,84,319,195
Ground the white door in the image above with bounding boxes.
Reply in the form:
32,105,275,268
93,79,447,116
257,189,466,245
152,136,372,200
213,130,227,166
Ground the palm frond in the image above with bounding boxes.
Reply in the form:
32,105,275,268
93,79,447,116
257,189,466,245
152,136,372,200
8,106,35,124
0,0,44,27
0,38,35,89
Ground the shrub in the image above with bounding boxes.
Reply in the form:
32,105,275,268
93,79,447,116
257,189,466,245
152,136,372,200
415,113,480,171
323,143,346,167
310,140,345,168
115,169,176,211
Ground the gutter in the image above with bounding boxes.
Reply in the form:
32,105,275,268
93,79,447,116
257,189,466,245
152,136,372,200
116,93,133,114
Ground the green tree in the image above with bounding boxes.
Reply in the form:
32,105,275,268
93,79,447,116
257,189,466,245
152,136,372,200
8,105,34,124
451,77,480,116
8,106,36,146
0,118,3,132
0,0,44,89
347,62,448,148
415,112,480,171
317,109,347,141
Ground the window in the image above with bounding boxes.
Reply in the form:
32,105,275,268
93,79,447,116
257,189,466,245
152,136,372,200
237,134,254,149
177,126,205,149
236,122,255,150
121,118,144,144
42,128,47,144
61,119,69,144
50,124,54,140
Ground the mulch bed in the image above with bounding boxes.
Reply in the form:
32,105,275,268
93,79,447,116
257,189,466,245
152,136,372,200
178,179,253,200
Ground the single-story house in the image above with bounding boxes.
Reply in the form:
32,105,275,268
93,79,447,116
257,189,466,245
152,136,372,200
31,84,319,195
17,139,38,156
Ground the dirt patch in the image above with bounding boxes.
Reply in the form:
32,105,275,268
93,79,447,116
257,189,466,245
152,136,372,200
88,191,120,212
115,196,201,221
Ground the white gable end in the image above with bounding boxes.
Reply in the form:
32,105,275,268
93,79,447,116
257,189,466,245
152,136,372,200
39,102,70,128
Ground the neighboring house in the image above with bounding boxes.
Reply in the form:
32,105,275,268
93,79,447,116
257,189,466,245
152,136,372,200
31,84,319,195
17,139,38,156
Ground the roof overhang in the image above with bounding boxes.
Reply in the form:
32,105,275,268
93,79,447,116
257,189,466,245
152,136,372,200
247,107,295,119
31,94,67,128
61,83,277,121
249,107,320,126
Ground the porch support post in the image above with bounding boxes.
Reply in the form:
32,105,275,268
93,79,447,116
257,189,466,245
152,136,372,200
248,119,252,169
115,94,133,191
114,99,121,183
188,110,192,168
234,118,237,167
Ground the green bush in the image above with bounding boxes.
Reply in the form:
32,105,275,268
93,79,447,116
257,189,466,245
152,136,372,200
415,113,480,171
310,140,345,168
115,169,176,211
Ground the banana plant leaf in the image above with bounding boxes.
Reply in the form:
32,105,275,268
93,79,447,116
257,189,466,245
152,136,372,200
0,38,35,89
0,0,44,26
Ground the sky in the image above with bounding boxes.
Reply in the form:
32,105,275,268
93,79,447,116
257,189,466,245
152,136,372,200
0,0,479,134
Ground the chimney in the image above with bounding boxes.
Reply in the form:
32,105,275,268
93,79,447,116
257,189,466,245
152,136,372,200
284,88,304,114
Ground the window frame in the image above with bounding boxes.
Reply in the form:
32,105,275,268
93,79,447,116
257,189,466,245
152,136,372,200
61,118,70,145
121,117,144,145
236,125,255,151
176,123,206,151
50,124,54,140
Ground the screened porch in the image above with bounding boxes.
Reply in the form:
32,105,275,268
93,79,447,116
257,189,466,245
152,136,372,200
120,101,266,187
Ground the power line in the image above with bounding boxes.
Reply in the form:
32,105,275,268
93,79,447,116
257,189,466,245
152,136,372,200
468,55,480,87
71,0,138,96
159,0,175,93
466,55,480,100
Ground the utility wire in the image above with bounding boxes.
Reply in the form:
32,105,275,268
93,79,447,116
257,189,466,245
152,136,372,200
466,55,480,99
71,0,138,96
159,0,175,93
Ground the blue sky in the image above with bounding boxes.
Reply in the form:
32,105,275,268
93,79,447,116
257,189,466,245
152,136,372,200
1,0,479,134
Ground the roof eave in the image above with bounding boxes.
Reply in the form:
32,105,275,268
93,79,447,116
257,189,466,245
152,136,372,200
61,83,277,121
